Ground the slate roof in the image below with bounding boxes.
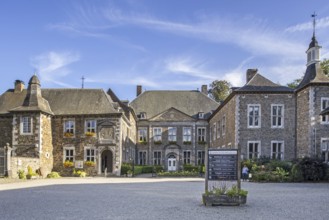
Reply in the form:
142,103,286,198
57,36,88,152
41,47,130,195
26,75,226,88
130,90,219,119
235,73,293,93
308,36,319,50
296,62,329,91
0,89,118,115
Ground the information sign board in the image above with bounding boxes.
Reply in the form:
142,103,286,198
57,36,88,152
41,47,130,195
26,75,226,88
207,149,238,181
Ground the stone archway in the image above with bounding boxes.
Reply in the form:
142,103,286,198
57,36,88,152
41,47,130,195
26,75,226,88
101,150,113,173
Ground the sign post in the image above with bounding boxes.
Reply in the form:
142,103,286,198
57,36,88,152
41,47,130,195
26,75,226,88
206,148,240,191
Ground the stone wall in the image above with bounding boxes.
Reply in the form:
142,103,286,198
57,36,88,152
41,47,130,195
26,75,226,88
52,116,122,176
39,114,53,177
296,88,311,158
10,156,39,178
0,117,12,149
238,93,296,160
209,96,236,149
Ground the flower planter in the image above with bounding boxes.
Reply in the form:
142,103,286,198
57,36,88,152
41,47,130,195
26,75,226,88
202,194,247,206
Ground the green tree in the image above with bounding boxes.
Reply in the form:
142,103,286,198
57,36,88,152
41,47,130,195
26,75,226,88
208,80,232,102
320,58,329,76
287,59,329,88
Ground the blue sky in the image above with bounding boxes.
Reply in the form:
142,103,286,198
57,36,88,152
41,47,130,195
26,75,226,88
1,0,329,101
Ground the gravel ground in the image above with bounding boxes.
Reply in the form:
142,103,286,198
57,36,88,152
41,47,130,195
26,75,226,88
0,178,328,220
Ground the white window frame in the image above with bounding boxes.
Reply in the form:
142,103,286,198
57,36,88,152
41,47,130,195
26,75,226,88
183,150,191,164
85,119,97,133
216,120,221,139
321,138,329,151
139,151,147,165
20,116,33,135
199,112,204,119
168,127,177,142
138,128,147,142
197,127,206,142
271,141,284,160
212,123,216,141
183,127,192,142
153,127,162,142
64,120,75,136
271,104,284,128
85,147,96,162
248,104,261,128
247,141,261,159
197,150,205,165
63,146,75,162
321,98,329,124
153,151,162,165
222,115,226,135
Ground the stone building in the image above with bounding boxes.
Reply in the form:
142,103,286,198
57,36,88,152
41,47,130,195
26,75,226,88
0,75,136,177
129,86,219,171
209,33,329,162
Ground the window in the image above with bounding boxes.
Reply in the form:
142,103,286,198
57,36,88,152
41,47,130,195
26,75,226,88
212,123,216,141
197,151,205,165
217,120,221,139
140,112,146,119
183,151,191,164
168,127,177,142
307,51,311,62
321,138,329,151
139,151,147,165
153,127,162,142
153,151,162,165
21,116,32,134
197,127,206,142
183,127,192,142
198,112,204,119
64,120,75,137
222,115,226,135
138,128,147,142
63,147,75,162
272,105,284,128
271,141,284,160
85,147,95,162
248,141,260,159
321,98,329,123
248,104,261,128
85,120,96,133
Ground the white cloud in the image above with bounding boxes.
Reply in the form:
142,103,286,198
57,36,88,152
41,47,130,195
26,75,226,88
285,16,329,32
30,51,80,87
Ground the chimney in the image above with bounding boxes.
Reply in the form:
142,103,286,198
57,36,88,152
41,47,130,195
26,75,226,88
201,85,208,95
137,85,142,97
14,80,25,93
246,69,258,83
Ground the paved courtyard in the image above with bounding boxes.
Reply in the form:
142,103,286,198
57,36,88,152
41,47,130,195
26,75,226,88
0,177,329,220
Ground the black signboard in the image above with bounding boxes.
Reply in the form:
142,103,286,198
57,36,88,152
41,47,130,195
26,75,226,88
207,149,238,181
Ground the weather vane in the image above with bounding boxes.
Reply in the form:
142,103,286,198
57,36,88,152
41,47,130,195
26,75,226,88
81,76,85,89
311,12,317,37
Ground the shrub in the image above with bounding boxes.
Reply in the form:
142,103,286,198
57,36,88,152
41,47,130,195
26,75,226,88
157,171,199,177
183,164,199,172
299,157,327,181
141,166,153,173
290,163,303,182
17,170,26,179
154,165,164,173
121,163,132,175
267,160,292,172
73,169,87,177
26,165,37,179
47,172,61,178
133,166,143,175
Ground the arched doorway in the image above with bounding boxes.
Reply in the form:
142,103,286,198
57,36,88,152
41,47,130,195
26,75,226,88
167,154,177,171
101,150,113,173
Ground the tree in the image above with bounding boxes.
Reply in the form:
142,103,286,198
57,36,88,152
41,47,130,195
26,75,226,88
320,58,329,76
208,80,232,102
287,59,329,89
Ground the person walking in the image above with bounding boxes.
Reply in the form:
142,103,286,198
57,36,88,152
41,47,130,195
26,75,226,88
242,165,249,181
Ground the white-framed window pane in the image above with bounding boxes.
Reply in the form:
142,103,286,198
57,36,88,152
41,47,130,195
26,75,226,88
248,105,260,127
197,151,205,165
153,151,161,165
321,98,329,123
198,127,206,142
64,149,74,162
64,120,75,135
248,142,260,159
21,116,32,134
183,151,191,164
139,151,147,165
86,148,95,162
153,127,162,142
183,127,191,142
138,128,147,142
168,127,177,142
271,141,284,160
86,120,96,133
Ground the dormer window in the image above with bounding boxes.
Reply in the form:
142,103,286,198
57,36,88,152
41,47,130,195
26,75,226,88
140,112,146,119
198,112,204,119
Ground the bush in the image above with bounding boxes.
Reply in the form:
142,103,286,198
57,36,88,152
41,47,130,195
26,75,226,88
141,166,153,173
26,165,37,179
183,164,199,172
17,170,26,179
157,171,199,177
266,160,292,172
121,163,132,175
73,169,87,177
47,172,61,178
133,166,143,175
298,157,328,181
291,163,303,182
154,165,164,173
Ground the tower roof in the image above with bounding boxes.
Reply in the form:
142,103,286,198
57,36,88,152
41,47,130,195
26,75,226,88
307,36,319,51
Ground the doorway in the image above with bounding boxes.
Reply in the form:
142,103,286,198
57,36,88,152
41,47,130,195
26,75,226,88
168,155,177,171
101,150,113,173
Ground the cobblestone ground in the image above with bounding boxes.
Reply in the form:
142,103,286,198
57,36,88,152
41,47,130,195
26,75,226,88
0,178,329,220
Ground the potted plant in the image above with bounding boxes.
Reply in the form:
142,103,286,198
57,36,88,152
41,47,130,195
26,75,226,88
85,132,96,137
202,184,248,206
63,160,74,168
84,160,96,167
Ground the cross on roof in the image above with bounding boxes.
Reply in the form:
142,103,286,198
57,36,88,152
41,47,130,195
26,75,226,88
311,12,317,37
81,76,85,89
